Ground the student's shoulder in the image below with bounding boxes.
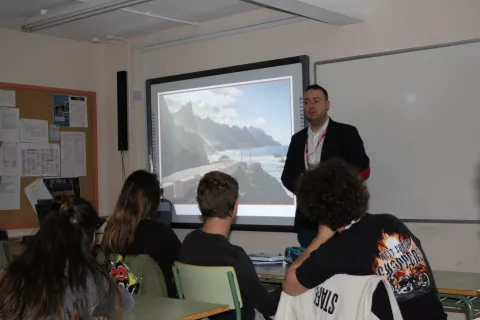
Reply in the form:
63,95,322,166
227,243,249,262
182,229,202,242
136,219,174,237
367,213,408,231
370,213,402,223
230,243,247,255
136,219,166,230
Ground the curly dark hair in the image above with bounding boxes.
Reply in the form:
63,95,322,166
197,171,239,219
297,159,369,230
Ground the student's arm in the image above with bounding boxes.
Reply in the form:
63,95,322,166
165,226,181,260
117,287,134,314
98,287,133,317
344,127,370,180
283,229,354,296
232,252,280,317
283,226,335,296
93,277,134,318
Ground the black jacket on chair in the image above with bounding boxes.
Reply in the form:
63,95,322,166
281,118,370,230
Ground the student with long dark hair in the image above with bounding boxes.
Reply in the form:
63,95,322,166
0,197,133,319
102,170,181,297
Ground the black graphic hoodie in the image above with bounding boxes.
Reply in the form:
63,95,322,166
295,214,446,320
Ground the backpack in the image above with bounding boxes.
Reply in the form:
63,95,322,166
108,255,140,294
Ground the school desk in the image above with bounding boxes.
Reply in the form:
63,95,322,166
434,271,480,320
255,266,480,320
122,296,229,320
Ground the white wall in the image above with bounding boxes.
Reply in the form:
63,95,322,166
96,42,130,215
129,0,480,282
0,28,99,91
0,28,127,217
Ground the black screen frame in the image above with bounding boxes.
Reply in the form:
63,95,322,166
146,55,310,232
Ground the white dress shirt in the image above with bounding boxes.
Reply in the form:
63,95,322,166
305,117,330,169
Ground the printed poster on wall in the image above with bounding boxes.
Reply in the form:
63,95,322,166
53,94,70,126
53,95,88,127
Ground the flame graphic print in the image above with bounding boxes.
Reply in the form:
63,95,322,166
372,231,432,300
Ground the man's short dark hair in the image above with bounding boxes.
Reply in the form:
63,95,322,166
305,84,329,101
297,159,369,230
197,171,239,219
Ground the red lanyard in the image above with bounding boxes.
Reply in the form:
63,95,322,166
305,130,327,169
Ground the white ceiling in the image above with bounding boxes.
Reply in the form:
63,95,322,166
0,0,263,42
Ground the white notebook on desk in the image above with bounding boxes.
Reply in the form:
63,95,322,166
249,253,284,262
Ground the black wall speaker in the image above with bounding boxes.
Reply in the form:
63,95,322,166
117,70,129,151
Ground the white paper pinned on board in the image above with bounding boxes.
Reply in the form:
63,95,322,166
20,118,49,143
49,124,60,142
24,178,52,213
0,89,16,107
60,132,86,177
20,143,60,176
0,141,21,175
0,175,21,210
0,107,19,142
69,96,88,128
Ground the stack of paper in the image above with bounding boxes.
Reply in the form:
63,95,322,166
0,104,20,210
24,178,53,213
249,253,285,266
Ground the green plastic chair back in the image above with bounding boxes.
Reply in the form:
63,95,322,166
173,261,243,320
0,241,12,269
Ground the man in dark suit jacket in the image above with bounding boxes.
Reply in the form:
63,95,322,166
281,84,370,247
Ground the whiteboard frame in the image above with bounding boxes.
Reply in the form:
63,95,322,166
314,38,480,224
145,55,310,232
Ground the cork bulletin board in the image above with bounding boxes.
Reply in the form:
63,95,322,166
0,82,98,229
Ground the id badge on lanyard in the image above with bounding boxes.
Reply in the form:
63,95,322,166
305,131,326,169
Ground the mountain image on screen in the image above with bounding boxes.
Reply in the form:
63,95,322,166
158,80,294,206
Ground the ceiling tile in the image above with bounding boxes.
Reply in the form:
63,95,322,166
0,0,262,41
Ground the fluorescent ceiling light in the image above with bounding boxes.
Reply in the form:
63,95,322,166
21,0,153,32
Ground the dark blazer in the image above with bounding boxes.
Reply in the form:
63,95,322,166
281,118,370,230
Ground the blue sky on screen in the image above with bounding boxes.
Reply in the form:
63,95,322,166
163,78,292,145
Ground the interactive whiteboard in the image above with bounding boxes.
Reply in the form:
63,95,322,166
147,56,309,230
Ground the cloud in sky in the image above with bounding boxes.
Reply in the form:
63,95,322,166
164,87,266,129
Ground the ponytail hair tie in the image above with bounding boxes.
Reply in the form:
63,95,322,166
59,196,76,222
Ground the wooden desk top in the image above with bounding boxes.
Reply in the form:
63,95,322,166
255,266,480,297
123,296,230,320
433,270,480,297
256,265,286,280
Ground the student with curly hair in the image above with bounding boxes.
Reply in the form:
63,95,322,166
282,159,446,320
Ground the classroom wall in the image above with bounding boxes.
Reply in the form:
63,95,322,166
129,0,480,282
0,28,126,218
96,42,130,215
